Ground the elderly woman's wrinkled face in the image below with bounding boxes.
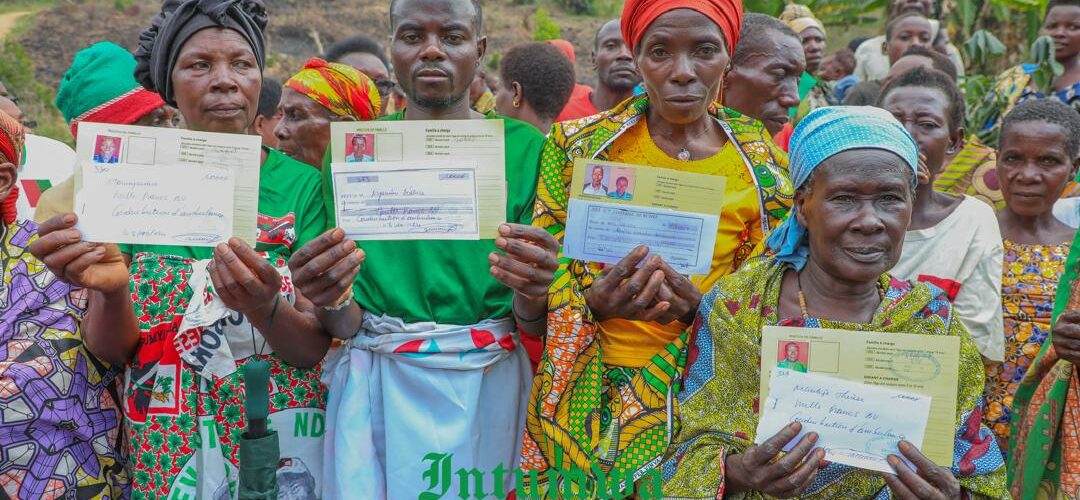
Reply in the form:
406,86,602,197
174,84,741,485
636,9,729,125
796,150,913,283
273,87,336,168
998,121,1079,217
171,28,260,134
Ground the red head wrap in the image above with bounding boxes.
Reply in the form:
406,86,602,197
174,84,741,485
620,0,743,56
0,110,24,224
546,39,576,64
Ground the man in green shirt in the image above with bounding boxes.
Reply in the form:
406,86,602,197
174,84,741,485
778,341,808,372
287,0,557,496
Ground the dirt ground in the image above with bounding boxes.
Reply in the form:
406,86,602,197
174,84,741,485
0,11,30,40
19,0,609,90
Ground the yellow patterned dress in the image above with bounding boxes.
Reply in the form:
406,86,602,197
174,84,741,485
984,240,1070,451
520,94,792,493
934,137,1005,211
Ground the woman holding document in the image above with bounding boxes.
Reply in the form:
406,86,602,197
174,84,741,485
28,0,337,497
664,107,1008,498
520,0,794,492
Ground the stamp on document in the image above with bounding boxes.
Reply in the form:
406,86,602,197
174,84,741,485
887,349,942,382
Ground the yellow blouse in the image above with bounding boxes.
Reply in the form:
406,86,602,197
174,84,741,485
598,118,763,367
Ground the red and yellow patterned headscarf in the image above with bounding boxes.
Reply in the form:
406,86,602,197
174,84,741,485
285,57,381,120
0,110,24,224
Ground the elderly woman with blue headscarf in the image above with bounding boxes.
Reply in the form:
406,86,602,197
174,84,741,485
662,107,1008,499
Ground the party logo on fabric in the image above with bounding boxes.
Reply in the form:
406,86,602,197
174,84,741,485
256,213,297,248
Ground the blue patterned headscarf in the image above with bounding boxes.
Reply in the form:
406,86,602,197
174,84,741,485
765,106,919,270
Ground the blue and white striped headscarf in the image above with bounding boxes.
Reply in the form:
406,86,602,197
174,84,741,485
765,106,919,270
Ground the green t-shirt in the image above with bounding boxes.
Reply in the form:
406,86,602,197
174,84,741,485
322,112,546,324
777,359,808,372
120,147,328,259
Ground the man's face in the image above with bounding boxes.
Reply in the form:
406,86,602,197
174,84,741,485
786,344,798,361
593,20,640,93
723,32,805,136
591,167,603,185
101,139,116,158
616,177,628,193
390,0,486,111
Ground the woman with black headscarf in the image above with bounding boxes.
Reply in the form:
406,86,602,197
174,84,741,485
30,0,332,497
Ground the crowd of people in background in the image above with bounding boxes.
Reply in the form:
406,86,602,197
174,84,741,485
0,0,1078,497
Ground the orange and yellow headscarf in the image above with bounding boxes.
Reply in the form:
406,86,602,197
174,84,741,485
780,2,826,35
285,57,381,120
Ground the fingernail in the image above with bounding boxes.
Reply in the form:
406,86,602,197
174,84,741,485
342,241,353,251
229,238,243,248
887,456,899,466
499,224,511,235
495,237,507,248
332,228,344,240
489,266,499,275
488,253,498,264
63,214,75,224
807,432,818,442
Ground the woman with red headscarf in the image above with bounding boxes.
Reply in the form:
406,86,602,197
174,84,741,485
521,0,792,494
0,110,129,497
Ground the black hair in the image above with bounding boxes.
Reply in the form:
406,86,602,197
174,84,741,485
886,12,930,40
1001,99,1080,159
500,42,575,122
733,14,799,66
594,19,620,51
1047,0,1080,12
831,48,856,74
390,0,483,33
898,45,958,79
323,36,389,70
848,36,869,53
877,66,965,131
257,77,281,119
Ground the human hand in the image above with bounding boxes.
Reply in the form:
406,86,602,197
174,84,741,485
1053,310,1080,365
287,228,364,309
882,440,961,500
585,245,670,322
28,214,128,293
724,422,825,498
488,223,558,300
209,238,282,318
654,259,703,325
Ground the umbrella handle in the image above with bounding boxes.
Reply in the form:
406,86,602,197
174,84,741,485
243,359,271,438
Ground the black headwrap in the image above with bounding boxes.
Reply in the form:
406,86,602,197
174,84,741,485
134,0,268,106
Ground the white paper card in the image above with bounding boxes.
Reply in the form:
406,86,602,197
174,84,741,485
755,367,932,473
74,123,261,246
331,161,480,240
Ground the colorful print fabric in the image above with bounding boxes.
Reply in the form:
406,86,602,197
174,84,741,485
1008,232,1080,499
933,137,1005,211
123,253,326,500
520,94,792,492
0,219,127,499
984,241,1069,451
664,256,1008,499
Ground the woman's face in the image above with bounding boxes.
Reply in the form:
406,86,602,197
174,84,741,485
997,121,1079,217
636,9,729,125
1042,5,1080,62
170,28,260,134
273,87,336,168
799,27,826,74
885,17,933,64
879,86,961,177
797,150,913,284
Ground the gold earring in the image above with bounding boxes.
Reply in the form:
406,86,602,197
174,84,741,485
513,99,521,108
